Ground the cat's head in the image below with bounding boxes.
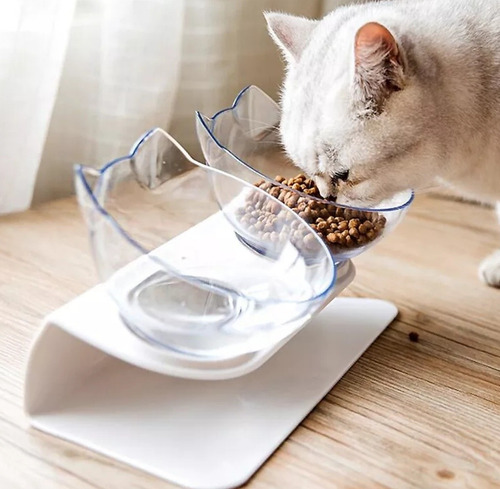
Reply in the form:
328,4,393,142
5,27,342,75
266,11,437,206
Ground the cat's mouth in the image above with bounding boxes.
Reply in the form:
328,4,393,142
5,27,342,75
311,170,364,201
336,178,393,208
330,170,364,197
332,175,379,206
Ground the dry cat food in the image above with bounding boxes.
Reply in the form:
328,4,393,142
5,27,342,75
409,331,420,343
240,173,386,251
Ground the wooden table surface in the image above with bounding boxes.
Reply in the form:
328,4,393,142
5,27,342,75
0,194,499,489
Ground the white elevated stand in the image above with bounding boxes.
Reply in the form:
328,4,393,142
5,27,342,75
24,259,397,489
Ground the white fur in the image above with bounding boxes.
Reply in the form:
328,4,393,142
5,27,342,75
266,0,500,286
479,203,500,288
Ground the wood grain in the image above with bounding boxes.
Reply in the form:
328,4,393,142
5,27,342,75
0,194,499,489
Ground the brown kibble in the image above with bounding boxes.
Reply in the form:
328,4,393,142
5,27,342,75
243,173,386,251
338,221,348,231
287,194,299,207
349,227,359,238
409,331,419,343
303,233,316,248
270,187,280,198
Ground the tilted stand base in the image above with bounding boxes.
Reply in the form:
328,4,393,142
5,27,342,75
24,261,397,489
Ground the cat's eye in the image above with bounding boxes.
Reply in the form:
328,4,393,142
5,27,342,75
334,170,350,182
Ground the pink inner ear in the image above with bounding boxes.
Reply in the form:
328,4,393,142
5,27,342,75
355,22,399,64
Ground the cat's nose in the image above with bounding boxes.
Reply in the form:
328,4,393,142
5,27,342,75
334,169,350,182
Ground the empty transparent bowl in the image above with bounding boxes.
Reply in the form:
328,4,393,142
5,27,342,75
196,85,414,262
75,128,336,359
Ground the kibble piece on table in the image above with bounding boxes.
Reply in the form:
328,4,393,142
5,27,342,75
409,332,420,343
240,174,386,251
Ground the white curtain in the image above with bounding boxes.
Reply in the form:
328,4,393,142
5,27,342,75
1,0,365,214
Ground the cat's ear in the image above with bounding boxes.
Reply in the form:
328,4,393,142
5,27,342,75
265,12,317,63
353,22,406,112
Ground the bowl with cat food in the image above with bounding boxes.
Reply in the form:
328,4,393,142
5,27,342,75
196,85,414,262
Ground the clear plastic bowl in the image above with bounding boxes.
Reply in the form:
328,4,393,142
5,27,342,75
75,128,336,359
196,85,414,262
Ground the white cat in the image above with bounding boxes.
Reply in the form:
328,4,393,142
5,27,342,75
265,0,500,287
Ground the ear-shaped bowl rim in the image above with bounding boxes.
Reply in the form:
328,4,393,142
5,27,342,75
196,85,415,213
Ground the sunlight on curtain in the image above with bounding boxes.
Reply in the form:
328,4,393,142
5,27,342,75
33,0,184,205
0,0,76,213
1,0,357,213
